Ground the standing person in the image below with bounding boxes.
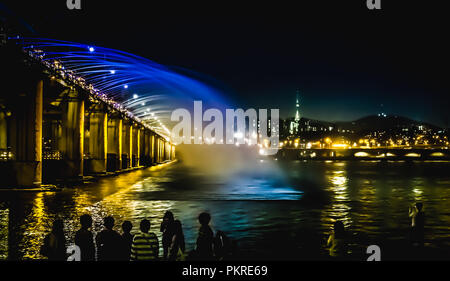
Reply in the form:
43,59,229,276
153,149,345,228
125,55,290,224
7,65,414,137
160,210,175,260
121,221,134,260
130,219,159,261
40,219,66,261
74,214,95,261
196,212,214,260
327,221,348,258
168,220,186,261
95,216,123,261
409,202,425,247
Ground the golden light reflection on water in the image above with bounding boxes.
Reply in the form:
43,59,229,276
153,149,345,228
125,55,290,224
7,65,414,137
88,179,175,257
68,162,177,257
0,208,8,259
321,162,352,232
412,187,424,201
13,162,177,260
22,192,56,259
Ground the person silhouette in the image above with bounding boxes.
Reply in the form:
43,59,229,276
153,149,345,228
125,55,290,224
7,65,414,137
196,212,214,260
168,220,186,261
160,211,175,260
131,219,159,261
40,219,66,261
409,202,425,247
74,214,95,261
121,221,134,260
214,230,233,260
95,216,123,260
327,221,348,258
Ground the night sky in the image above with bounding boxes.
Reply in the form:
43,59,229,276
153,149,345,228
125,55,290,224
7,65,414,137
1,1,449,127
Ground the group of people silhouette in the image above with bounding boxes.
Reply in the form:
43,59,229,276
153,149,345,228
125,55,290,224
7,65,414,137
40,202,425,261
40,211,234,261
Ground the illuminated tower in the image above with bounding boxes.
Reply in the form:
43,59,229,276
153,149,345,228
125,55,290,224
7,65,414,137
290,90,300,135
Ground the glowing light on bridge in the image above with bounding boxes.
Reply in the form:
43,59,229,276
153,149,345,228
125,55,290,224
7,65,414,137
13,38,227,139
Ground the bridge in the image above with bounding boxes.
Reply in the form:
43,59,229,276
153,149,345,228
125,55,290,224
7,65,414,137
277,148,450,161
0,39,176,188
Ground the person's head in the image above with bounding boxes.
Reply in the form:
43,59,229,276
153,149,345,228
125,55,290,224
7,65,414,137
103,216,115,230
415,202,423,212
333,221,345,238
52,219,64,233
173,220,183,236
140,219,151,233
80,214,92,229
163,211,174,223
122,221,132,233
198,212,211,226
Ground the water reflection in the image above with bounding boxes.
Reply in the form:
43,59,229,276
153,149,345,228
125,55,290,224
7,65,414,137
0,208,8,259
322,162,352,227
1,160,450,260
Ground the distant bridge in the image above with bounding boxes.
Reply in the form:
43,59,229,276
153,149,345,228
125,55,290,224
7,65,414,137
277,148,450,160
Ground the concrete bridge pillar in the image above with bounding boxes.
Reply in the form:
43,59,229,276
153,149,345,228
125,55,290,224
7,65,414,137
158,138,163,163
0,111,7,150
122,122,132,169
164,141,168,161
141,129,149,166
107,116,122,172
88,107,107,174
10,80,43,187
161,139,164,162
132,126,140,167
162,139,166,161
160,138,165,162
154,136,159,163
165,142,170,160
150,133,155,165
171,145,176,160
60,94,84,178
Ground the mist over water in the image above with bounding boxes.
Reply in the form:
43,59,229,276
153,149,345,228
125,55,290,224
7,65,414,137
174,144,302,201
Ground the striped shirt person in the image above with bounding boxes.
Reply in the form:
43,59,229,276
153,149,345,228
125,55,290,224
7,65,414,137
131,219,159,261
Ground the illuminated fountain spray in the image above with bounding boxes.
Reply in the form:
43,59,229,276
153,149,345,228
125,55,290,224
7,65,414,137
13,38,228,139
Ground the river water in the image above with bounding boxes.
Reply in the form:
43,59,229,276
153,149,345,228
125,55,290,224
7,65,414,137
1,159,450,260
